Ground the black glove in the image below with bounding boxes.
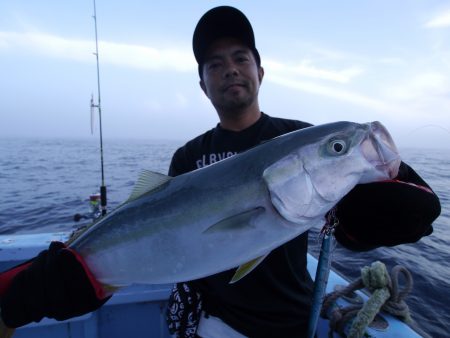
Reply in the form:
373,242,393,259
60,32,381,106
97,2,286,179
334,162,441,251
0,241,110,328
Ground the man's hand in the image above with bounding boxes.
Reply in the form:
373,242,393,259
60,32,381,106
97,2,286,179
334,163,441,251
0,241,110,328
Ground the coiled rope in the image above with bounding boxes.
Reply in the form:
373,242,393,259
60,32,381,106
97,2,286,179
321,261,430,338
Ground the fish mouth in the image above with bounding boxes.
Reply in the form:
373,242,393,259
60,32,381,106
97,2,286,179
361,121,401,179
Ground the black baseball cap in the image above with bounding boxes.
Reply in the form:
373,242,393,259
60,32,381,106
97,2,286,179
193,6,261,75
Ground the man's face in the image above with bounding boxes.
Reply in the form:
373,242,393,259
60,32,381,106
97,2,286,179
200,37,264,114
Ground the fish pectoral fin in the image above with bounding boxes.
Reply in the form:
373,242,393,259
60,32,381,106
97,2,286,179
202,207,264,234
230,253,269,284
127,170,172,202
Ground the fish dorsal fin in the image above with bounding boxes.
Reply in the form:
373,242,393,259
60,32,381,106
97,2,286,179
127,170,172,202
230,253,269,284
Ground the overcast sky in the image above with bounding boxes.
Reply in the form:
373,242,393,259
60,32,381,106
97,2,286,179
1,0,449,149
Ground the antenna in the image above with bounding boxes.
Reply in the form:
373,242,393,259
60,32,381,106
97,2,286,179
91,0,107,216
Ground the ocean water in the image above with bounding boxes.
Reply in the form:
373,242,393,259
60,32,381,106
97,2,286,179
0,138,449,337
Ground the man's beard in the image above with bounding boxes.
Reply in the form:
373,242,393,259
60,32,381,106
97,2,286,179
215,92,256,115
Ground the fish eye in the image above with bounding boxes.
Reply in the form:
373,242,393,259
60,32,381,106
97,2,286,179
329,139,347,155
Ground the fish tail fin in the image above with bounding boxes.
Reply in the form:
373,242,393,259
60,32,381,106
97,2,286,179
101,283,120,295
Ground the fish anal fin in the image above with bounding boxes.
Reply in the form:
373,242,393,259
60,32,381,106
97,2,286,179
230,253,269,284
202,207,264,234
127,170,172,202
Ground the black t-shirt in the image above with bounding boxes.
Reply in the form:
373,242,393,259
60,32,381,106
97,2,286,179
168,113,314,337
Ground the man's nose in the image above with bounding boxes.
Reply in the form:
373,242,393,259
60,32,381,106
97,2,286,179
223,61,239,78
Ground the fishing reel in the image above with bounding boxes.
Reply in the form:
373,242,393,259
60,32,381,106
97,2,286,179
73,193,102,222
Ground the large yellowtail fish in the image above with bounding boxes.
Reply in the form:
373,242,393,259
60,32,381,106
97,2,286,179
68,121,400,286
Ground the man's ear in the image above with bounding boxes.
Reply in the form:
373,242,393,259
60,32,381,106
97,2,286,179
200,80,209,97
258,67,264,84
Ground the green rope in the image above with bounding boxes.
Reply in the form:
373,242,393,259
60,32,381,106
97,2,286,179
348,261,391,338
322,260,429,338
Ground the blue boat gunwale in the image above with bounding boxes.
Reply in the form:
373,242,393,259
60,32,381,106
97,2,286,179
0,232,424,337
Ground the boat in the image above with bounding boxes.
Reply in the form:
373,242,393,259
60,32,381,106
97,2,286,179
0,231,425,338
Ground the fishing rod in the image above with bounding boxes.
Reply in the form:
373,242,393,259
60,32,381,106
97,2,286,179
306,209,338,338
91,0,107,216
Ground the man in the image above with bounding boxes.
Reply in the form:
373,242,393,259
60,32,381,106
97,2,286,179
165,6,440,338
0,5,440,338
166,6,314,338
